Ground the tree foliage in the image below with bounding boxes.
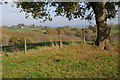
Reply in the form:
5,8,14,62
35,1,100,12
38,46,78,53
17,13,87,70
15,2,119,21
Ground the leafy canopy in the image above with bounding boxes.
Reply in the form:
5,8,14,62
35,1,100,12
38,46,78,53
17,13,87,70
14,1,119,22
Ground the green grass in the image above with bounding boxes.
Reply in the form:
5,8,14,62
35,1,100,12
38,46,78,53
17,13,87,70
111,29,118,33
2,44,119,78
8,27,45,33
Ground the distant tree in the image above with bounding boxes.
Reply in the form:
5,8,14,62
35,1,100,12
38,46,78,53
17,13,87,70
44,26,49,30
46,28,57,35
1,28,11,45
2,34,10,45
31,24,36,28
23,31,35,37
38,30,44,34
71,28,78,34
56,27,65,35
11,25,17,28
108,23,116,30
17,24,25,27
62,26,72,35
9,35,20,45
75,29,82,37
88,25,96,33
2,26,8,28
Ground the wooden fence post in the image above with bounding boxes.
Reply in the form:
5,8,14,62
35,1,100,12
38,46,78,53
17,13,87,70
82,28,86,45
83,36,86,45
59,30,62,49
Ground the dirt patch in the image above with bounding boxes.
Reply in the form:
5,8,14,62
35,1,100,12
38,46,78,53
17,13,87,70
43,59,61,62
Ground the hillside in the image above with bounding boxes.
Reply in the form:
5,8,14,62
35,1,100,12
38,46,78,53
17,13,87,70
7,27,46,33
2,44,119,78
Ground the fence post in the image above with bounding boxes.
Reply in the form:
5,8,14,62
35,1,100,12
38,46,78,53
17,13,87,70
24,38,27,54
59,30,62,48
83,36,86,45
82,28,86,45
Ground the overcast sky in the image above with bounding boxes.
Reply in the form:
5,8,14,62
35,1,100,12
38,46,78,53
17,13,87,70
0,2,118,28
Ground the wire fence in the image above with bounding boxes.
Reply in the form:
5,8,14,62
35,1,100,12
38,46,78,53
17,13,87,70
2,40,86,52
1,27,118,54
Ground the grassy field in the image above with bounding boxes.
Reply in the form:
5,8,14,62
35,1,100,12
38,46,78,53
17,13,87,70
2,44,119,78
7,27,45,33
111,29,118,33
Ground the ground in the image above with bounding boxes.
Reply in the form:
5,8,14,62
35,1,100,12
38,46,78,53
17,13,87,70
2,44,119,78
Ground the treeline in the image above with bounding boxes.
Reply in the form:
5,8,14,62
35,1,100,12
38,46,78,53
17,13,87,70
1,23,119,46
1,26,95,46
2,24,42,29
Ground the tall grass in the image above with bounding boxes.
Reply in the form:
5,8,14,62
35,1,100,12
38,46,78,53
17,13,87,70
2,44,119,78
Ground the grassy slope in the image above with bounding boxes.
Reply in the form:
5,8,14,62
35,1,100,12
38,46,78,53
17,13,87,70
8,27,45,33
7,27,118,33
2,44,119,78
111,29,118,33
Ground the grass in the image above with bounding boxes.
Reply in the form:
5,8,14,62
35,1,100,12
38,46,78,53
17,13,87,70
111,29,118,33
8,27,45,33
2,44,119,78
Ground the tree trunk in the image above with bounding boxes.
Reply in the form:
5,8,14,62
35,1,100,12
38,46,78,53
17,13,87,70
90,2,111,50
